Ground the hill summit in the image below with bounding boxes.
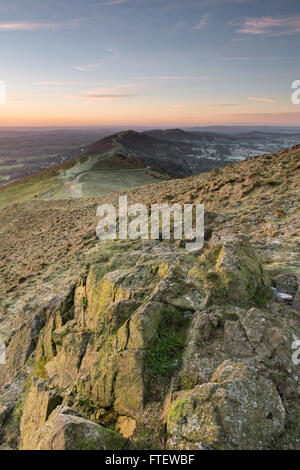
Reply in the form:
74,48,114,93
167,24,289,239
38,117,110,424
2,127,300,210
0,128,243,209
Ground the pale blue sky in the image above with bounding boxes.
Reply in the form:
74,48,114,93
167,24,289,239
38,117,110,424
1,0,300,126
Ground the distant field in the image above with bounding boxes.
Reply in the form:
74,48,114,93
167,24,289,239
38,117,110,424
45,168,166,199
0,165,63,210
1,126,300,189
0,164,24,170
0,149,168,210
0,127,121,186
1,125,300,212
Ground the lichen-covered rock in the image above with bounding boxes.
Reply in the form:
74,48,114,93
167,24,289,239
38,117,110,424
180,310,221,383
167,360,285,450
21,406,127,450
113,350,145,415
20,378,63,449
74,301,170,414
292,275,300,311
271,272,298,297
1,237,299,450
115,416,136,438
0,405,10,434
0,379,26,449
224,320,253,357
0,308,48,388
59,260,199,415
46,331,90,389
213,236,272,306
242,307,294,370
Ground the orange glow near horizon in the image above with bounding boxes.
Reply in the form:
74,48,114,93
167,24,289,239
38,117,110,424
1,96,300,127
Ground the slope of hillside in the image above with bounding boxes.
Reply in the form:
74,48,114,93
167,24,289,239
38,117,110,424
0,127,121,187
75,129,232,178
0,145,299,450
2,127,300,211
2,126,300,189
0,134,169,210
0,129,222,210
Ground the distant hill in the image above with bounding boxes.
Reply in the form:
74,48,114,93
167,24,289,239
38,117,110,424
1,127,300,210
81,129,234,177
0,129,236,209
186,125,300,134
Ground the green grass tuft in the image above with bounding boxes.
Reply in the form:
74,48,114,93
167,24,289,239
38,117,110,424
145,307,187,376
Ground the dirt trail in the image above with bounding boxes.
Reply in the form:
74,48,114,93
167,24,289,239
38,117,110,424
40,168,150,199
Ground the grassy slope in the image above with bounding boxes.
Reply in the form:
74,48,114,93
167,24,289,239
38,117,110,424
0,155,83,210
0,144,299,297
0,151,167,210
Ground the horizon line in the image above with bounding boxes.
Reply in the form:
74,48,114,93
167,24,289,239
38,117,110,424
0,124,300,129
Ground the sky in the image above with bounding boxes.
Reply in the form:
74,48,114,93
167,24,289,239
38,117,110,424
0,0,300,127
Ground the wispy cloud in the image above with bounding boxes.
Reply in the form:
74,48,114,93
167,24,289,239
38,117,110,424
68,83,143,101
74,63,103,71
136,75,214,80
35,81,93,85
74,48,119,71
0,19,81,31
194,14,210,31
106,47,120,58
248,96,276,103
158,0,249,12
174,21,184,30
77,93,135,100
101,0,129,5
229,15,300,36
213,112,300,125
172,104,185,108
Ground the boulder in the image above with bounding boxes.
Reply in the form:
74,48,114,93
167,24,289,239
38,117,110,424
167,360,285,450
21,406,127,450
224,320,253,357
214,236,272,306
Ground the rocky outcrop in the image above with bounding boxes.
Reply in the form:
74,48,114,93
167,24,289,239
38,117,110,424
21,404,127,450
167,360,285,450
210,234,272,306
0,236,299,450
